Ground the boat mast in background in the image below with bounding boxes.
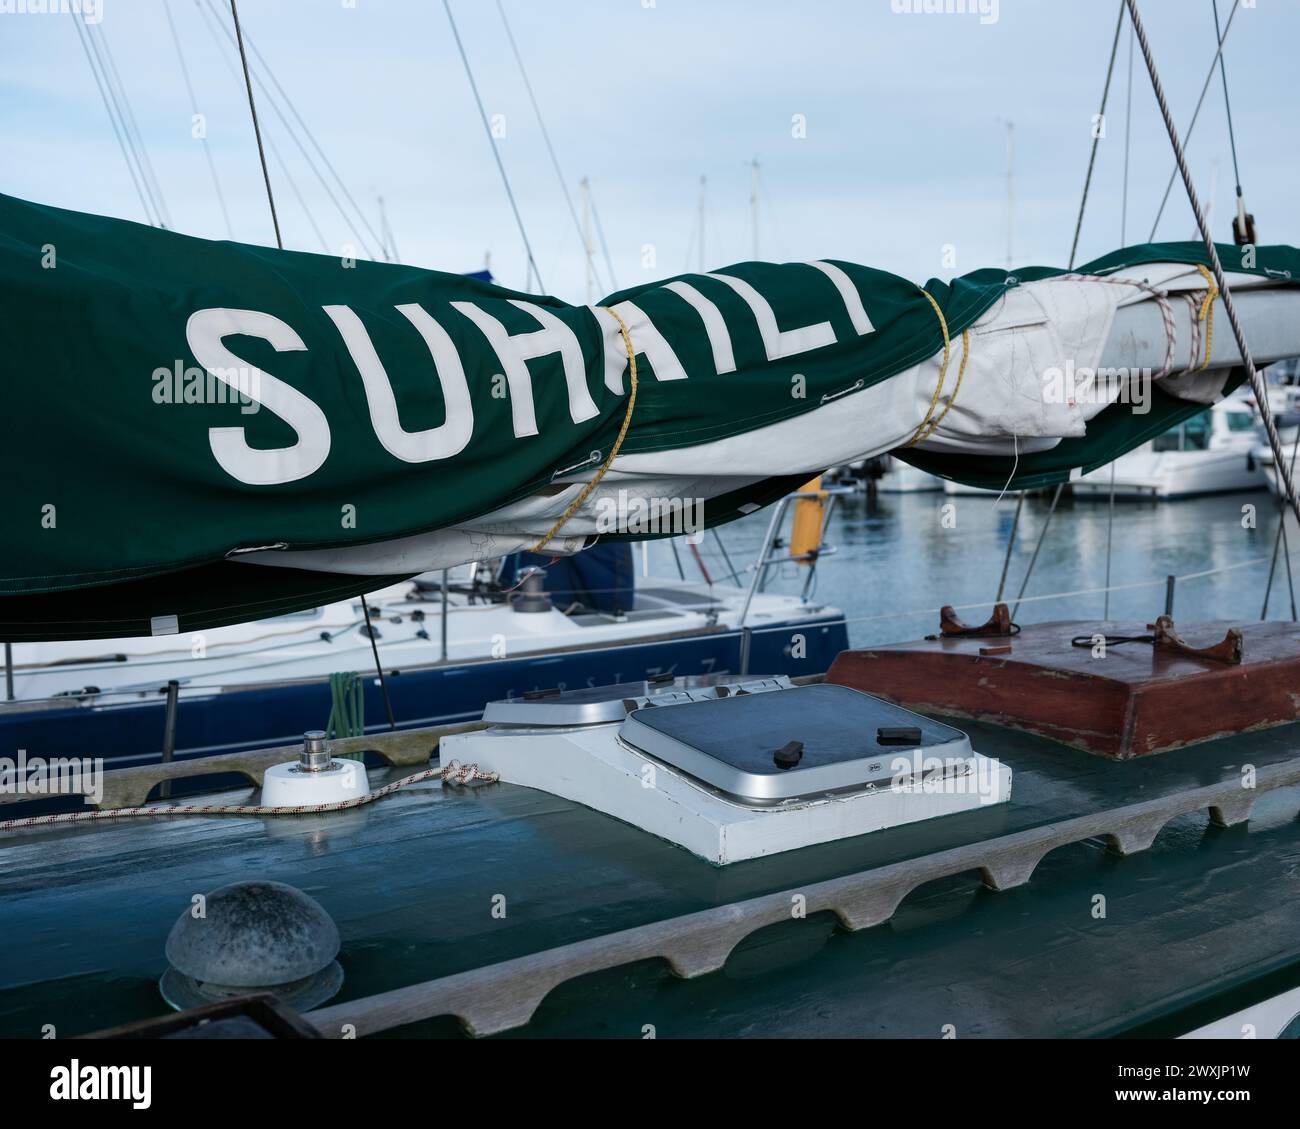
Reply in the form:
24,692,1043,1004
376,194,400,263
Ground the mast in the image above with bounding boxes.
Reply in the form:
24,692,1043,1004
1196,159,1219,241
376,194,399,263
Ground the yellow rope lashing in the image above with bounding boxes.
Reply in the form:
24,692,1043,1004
529,307,639,554
915,330,971,446
1194,262,1218,371
905,288,964,448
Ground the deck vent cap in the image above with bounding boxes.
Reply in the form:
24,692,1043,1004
160,880,343,1012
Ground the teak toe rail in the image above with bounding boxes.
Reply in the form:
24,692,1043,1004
304,755,1300,1039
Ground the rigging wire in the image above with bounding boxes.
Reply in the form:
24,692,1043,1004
377,195,401,263
1120,19,1134,244
225,0,396,724
1009,483,1064,620
229,0,281,249
1126,0,1300,529
588,184,620,293
993,492,1024,604
494,0,602,294
191,0,330,251
268,137,332,253
443,0,544,292
1106,22,1136,611
163,0,234,239
1212,0,1297,620
1211,0,1244,202
1067,0,1125,269
1103,463,1117,618
1145,0,1241,241
1261,449,1300,621
96,23,173,229
70,16,156,226
198,0,376,259
86,25,167,227
208,0,385,255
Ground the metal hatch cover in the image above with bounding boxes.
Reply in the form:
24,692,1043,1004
619,683,973,804
481,674,792,727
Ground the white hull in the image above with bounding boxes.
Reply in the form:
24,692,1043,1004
1073,448,1264,499
1073,398,1265,500
7,577,840,708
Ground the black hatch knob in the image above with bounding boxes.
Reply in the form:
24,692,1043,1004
877,726,923,746
773,740,804,769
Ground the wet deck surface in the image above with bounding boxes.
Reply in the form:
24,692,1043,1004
3,716,1300,1038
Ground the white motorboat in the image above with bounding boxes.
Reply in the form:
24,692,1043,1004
1072,398,1265,500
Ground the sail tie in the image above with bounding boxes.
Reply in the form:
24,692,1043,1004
905,290,970,448
916,332,971,448
530,307,639,553
1193,263,1218,371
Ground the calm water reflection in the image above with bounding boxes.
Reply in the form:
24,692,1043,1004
653,487,1298,648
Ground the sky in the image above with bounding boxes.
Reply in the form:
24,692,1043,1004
2,0,1297,300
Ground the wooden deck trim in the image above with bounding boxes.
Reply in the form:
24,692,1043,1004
0,720,486,811
304,754,1300,1039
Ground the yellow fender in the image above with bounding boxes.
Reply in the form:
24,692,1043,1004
789,476,827,566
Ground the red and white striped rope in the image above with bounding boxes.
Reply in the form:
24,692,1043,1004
0,760,498,833
1054,273,1177,381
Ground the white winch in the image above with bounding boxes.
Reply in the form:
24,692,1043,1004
261,730,370,808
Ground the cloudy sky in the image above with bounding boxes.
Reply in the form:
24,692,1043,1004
2,0,1296,299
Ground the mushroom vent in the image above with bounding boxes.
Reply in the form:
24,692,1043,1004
160,880,343,1012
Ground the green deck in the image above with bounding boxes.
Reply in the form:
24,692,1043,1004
3,716,1300,1038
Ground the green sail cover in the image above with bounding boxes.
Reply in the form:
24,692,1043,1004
1,190,1296,639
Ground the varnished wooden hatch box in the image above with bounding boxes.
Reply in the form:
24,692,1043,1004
826,610,1300,759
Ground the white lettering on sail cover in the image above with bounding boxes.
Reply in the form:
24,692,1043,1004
323,303,473,462
451,299,598,437
663,281,737,374
808,261,875,335
186,308,331,485
188,267,875,485
705,271,837,360
592,306,632,394
607,300,689,381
